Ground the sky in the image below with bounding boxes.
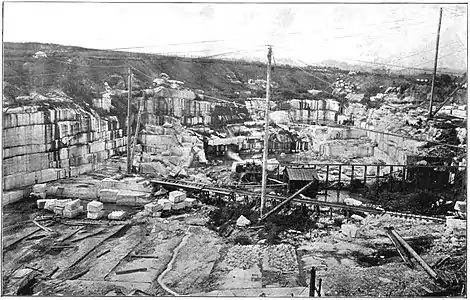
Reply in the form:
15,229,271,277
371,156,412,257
3,2,468,71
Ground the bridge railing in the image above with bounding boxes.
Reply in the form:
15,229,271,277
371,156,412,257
280,163,467,201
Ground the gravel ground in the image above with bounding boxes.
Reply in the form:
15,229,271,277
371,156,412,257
264,244,298,273
225,245,263,270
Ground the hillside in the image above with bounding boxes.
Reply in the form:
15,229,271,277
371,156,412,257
3,42,465,113
4,42,337,103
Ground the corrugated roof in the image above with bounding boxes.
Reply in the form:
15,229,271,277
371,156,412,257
285,167,319,181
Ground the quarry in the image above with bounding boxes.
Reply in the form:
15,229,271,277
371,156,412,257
2,41,467,297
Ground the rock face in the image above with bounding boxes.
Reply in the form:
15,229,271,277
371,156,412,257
3,96,127,204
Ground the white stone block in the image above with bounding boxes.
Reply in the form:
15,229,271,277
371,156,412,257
108,211,127,220
171,201,186,210
63,208,81,218
65,199,81,210
32,183,47,194
341,224,359,238
44,199,57,211
87,200,104,212
158,199,172,211
169,191,186,203
184,198,196,208
87,210,104,220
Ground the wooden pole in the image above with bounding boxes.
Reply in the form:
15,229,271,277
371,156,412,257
309,267,316,297
260,45,273,218
127,67,133,174
429,8,443,118
432,83,464,117
260,178,316,221
390,228,441,282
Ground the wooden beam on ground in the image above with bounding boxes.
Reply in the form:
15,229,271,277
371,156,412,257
4,228,42,249
57,226,85,242
69,229,106,243
385,227,414,268
389,228,443,284
32,220,54,233
260,179,316,221
115,268,148,275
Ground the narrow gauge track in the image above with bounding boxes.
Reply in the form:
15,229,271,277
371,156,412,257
151,178,446,223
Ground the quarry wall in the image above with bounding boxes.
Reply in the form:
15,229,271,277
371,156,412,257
3,106,127,205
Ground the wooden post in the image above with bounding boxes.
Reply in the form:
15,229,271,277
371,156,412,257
317,278,322,297
309,267,316,297
350,165,355,191
325,165,329,201
363,165,367,196
429,7,443,118
260,45,273,218
337,165,342,200
126,67,133,174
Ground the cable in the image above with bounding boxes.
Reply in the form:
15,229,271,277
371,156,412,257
388,40,463,64
283,16,432,37
284,57,335,88
197,46,266,59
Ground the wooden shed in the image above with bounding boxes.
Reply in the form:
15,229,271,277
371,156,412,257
283,167,319,197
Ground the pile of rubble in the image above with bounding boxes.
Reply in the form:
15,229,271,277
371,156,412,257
332,79,361,96
225,245,263,269
264,244,298,273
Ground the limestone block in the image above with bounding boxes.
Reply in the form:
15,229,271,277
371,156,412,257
108,211,127,220
3,190,27,206
54,206,64,216
64,199,81,210
87,210,104,220
87,200,104,212
63,208,81,218
43,199,57,211
171,201,186,210
169,191,186,203
144,202,163,213
158,199,172,210
446,217,466,235
184,198,196,208
341,224,359,238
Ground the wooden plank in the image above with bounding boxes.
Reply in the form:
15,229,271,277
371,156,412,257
32,220,53,233
4,228,42,248
115,268,148,275
69,229,106,243
57,226,85,242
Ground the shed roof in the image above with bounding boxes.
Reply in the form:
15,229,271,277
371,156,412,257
285,167,319,181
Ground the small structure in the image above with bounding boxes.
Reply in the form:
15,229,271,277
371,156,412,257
283,167,319,197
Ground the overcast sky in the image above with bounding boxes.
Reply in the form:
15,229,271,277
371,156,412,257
3,2,468,70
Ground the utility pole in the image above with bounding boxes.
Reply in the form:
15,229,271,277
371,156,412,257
429,7,443,118
260,45,273,218
126,67,133,174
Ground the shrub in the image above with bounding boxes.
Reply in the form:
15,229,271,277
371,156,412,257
233,233,252,245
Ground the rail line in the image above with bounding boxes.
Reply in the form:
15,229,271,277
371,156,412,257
150,178,446,223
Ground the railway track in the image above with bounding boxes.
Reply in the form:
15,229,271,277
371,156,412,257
151,178,446,223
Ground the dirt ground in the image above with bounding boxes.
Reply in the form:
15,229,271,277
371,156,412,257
2,192,466,297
